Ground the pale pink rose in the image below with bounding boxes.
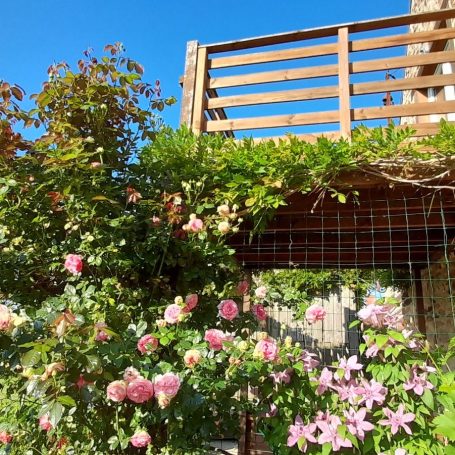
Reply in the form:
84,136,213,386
218,299,239,321
236,280,249,295
187,214,204,233
254,338,279,362
164,304,182,324
305,304,327,324
39,414,53,432
156,392,171,408
204,329,227,351
251,304,267,321
64,254,83,275
182,293,198,313
123,367,143,382
151,215,161,226
130,430,152,448
217,204,230,216
154,373,180,398
90,161,102,169
0,305,12,331
0,431,12,444
218,221,231,234
255,286,267,299
127,378,154,403
184,349,202,368
107,380,127,402
95,322,111,342
137,334,159,354
156,319,167,328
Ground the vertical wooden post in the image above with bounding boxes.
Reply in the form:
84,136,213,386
413,268,427,335
337,27,351,139
192,47,209,133
180,41,199,127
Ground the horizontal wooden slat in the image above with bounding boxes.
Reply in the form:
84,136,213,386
206,110,339,132
352,50,455,74
353,100,455,122
352,73,455,96
352,27,455,52
395,122,450,137
204,9,455,53
246,131,341,144
208,64,338,89
207,85,338,109
209,43,337,69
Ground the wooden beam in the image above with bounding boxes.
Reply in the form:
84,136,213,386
338,27,351,139
205,110,339,132
208,64,338,89
207,85,338,109
209,43,337,69
180,41,199,126
203,9,455,53
191,47,209,133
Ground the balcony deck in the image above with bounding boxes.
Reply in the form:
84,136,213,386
180,8,455,141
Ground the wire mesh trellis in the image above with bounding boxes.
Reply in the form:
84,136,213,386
229,185,455,455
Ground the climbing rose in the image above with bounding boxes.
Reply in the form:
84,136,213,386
107,380,128,402
218,299,239,320
218,221,231,234
184,349,202,368
305,304,326,324
127,378,154,403
236,280,249,295
0,431,12,444
123,367,143,382
156,393,171,408
154,373,181,398
379,404,415,435
64,254,83,275
255,286,267,299
254,338,279,362
0,305,12,331
252,304,267,321
39,414,53,432
95,321,110,342
137,334,159,354
343,408,374,441
164,304,182,324
204,329,227,351
187,213,204,232
130,431,152,448
183,293,198,313
217,204,230,216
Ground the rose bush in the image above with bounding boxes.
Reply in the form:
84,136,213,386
1,44,455,455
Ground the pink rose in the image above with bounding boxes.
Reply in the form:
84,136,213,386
184,349,202,368
251,304,267,321
154,372,180,398
137,334,159,354
130,430,152,448
107,380,127,402
0,305,12,331
218,299,239,321
127,378,154,403
95,322,110,342
182,293,198,313
254,338,279,362
255,286,267,299
204,329,227,351
123,367,143,382
164,304,182,324
305,304,327,324
187,214,204,233
39,414,53,432
64,254,83,275
90,161,102,169
236,280,249,295
217,204,230,216
0,431,12,444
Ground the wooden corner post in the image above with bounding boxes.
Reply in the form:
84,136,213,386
180,41,199,127
338,27,351,139
192,47,209,133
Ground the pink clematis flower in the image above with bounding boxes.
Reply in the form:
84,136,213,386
300,350,320,372
403,370,434,396
287,415,317,451
379,404,415,435
333,380,360,404
265,403,278,418
316,413,352,452
305,304,326,325
343,408,374,441
336,355,363,380
314,367,333,395
355,379,388,409
269,368,293,385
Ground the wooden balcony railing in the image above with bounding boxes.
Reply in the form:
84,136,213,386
180,8,455,141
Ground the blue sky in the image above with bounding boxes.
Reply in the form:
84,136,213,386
1,0,410,133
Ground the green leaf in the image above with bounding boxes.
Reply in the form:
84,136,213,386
321,443,332,455
421,388,434,410
349,319,360,329
85,355,101,373
49,402,64,427
57,395,77,407
434,410,455,441
337,193,347,203
22,349,41,368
